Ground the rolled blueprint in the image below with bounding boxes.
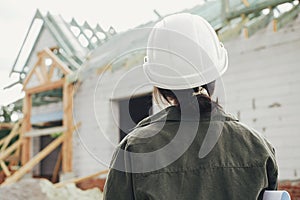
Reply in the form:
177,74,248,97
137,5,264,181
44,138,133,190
263,191,291,200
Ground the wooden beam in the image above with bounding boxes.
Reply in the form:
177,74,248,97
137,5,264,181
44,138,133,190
21,93,31,165
0,122,20,146
0,120,21,151
241,0,250,7
48,64,55,82
39,57,49,83
0,123,14,130
0,160,11,176
23,59,42,89
0,140,22,161
2,135,64,186
273,5,300,32
243,12,273,38
0,139,5,147
62,82,74,173
24,48,71,91
226,0,294,20
54,169,109,188
12,143,21,167
25,79,64,94
218,17,249,41
34,67,46,84
42,48,72,75
24,126,65,137
51,149,62,183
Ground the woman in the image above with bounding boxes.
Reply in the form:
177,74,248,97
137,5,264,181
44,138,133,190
104,13,278,200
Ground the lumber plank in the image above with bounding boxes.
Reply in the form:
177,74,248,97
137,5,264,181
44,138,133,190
42,48,72,75
0,123,14,130
0,140,22,161
62,82,74,173
24,126,65,137
218,17,249,41
2,135,64,186
25,79,64,94
21,93,32,165
244,12,273,38
34,67,45,84
48,64,55,82
51,150,62,183
0,160,11,176
23,59,42,90
226,0,294,20
54,169,109,188
1,121,21,151
273,5,300,31
39,57,49,82
241,0,250,7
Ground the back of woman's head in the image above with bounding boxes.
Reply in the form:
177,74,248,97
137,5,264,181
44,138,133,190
153,81,219,114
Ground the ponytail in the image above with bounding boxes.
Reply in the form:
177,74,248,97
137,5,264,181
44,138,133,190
153,81,219,114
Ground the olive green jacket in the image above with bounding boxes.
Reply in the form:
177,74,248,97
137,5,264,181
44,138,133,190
104,106,278,200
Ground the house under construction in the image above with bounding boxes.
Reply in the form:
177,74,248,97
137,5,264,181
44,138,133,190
0,0,300,191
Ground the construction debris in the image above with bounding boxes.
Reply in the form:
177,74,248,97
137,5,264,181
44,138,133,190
0,178,103,200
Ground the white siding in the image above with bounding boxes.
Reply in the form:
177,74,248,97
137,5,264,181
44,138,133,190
223,17,300,180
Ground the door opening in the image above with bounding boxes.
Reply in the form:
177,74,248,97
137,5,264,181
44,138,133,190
34,120,62,183
118,94,152,142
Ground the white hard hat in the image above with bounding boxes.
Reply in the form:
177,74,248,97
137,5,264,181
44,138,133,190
143,13,228,90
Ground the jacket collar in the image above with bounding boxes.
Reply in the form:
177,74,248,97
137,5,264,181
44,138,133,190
136,105,238,128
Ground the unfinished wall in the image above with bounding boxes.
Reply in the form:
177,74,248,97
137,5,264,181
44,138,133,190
223,16,300,180
72,66,152,177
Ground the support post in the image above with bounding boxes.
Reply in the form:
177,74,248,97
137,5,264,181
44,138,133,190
21,93,32,165
62,82,74,173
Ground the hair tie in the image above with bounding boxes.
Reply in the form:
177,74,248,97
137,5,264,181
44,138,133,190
192,87,209,97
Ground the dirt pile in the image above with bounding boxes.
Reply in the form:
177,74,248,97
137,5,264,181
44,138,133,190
0,178,103,200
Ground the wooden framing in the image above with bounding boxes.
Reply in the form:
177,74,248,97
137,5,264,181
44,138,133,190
17,47,74,182
2,135,64,186
0,123,14,130
54,169,109,188
218,17,249,41
226,0,294,20
62,81,74,173
0,140,22,161
273,4,300,32
51,149,62,183
0,120,21,151
0,121,22,177
21,93,32,165
244,12,273,38
23,48,72,92
24,126,65,137
0,161,11,176
241,0,250,7
26,79,64,95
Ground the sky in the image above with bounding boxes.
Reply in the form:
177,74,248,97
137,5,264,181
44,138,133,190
0,0,204,106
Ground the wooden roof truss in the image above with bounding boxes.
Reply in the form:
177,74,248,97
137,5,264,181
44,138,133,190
218,0,300,41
